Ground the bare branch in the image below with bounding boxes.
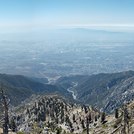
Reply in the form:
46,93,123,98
0,117,4,123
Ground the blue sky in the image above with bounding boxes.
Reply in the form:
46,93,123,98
0,0,134,32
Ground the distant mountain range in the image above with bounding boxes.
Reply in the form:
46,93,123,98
43,28,134,41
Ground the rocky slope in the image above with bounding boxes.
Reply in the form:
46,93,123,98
9,95,101,134
5,95,134,134
57,71,134,113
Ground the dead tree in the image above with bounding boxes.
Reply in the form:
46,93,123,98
101,112,106,124
86,116,89,134
115,108,119,119
121,105,129,134
0,84,10,134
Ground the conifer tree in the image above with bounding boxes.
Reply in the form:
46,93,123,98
86,116,89,134
115,108,119,119
81,119,85,129
9,117,17,132
88,113,92,123
73,114,76,122
101,112,106,124
122,105,129,134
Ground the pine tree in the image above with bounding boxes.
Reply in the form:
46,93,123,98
101,112,106,124
122,105,129,134
83,105,88,114
9,117,17,132
88,113,92,123
81,119,85,129
115,108,119,119
86,116,89,134
73,114,76,122
95,115,98,122
56,127,62,134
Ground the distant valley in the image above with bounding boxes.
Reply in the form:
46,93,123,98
1,70,134,114
0,29,134,78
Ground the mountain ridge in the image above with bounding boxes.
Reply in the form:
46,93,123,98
56,70,134,113
0,73,66,106
1,70,134,113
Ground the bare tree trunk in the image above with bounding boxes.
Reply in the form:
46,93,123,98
86,116,89,134
122,105,129,134
0,84,9,134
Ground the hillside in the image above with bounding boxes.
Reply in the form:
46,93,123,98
4,95,134,134
8,95,101,134
1,70,134,113
56,71,134,113
0,74,66,106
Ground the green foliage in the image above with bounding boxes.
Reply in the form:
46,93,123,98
31,122,43,134
17,132,25,134
9,118,17,132
56,127,62,134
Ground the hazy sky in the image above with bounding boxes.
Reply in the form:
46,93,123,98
0,0,134,32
